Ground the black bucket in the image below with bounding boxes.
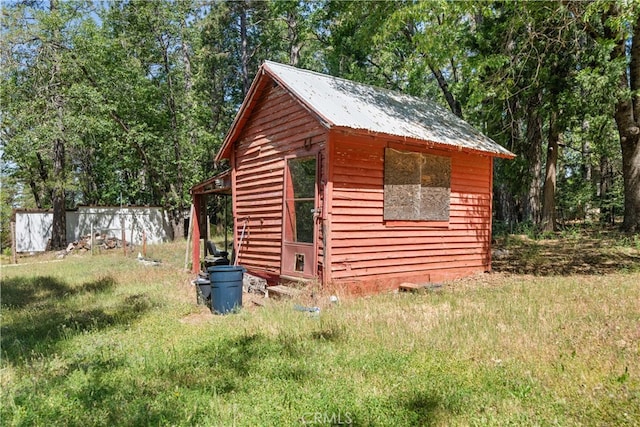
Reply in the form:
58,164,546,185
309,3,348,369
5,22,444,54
208,265,245,314
204,256,230,270
193,277,211,306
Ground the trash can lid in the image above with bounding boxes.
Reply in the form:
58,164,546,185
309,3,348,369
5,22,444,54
207,265,246,272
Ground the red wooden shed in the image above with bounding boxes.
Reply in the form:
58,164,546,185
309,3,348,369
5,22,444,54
195,61,515,293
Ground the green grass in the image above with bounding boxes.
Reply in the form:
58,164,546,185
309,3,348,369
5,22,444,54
2,239,640,426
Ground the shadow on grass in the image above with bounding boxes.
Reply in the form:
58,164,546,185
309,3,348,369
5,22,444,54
161,331,316,395
492,234,640,275
1,275,151,365
310,319,347,342
2,275,115,309
395,391,441,426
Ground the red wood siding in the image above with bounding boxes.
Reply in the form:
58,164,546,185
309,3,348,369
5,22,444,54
232,83,327,277
328,132,492,292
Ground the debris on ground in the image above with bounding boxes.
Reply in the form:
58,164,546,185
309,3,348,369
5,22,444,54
294,304,321,317
398,282,443,293
243,273,267,296
137,252,161,266
56,234,134,258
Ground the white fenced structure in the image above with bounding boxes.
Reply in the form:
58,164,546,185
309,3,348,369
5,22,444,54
13,206,171,252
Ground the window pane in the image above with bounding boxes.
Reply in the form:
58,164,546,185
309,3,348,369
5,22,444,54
295,200,315,243
286,157,316,243
289,158,316,198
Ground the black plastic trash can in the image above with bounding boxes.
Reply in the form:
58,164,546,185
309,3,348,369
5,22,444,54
208,265,245,314
193,277,211,306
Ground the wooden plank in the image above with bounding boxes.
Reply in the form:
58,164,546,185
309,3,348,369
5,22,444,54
332,207,382,216
235,191,283,203
331,231,489,245
331,241,483,255
241,115,319,147
186,203,195,272
399,282,444,292
242,103,307,134
332,252,483,271
333,164,383,177
332,189,383,202
333,173,382,187
267,284,303,299
10,221,17,264
331,247,486,264
398,282,423,291
331,258,487,279
332,199,382,209
333,155,383,170
236,174,283,189
329,221,489,232
330,204,490,217
331,239,487,250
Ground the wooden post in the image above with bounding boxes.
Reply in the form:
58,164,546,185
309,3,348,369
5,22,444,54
121,216,126,257
184,203,194,271
142,230,147,257
191,197,202,273
206,198,210,242
10,221,17,264
91,223,94,256
224,195,228,252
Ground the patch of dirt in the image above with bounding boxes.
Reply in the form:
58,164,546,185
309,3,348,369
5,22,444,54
180,310,212,325
179,289,270,325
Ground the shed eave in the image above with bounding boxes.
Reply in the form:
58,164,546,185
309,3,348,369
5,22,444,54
332,126,516,159
190,169,232,195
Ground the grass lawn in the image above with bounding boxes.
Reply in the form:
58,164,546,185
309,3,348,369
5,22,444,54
1,233,639,426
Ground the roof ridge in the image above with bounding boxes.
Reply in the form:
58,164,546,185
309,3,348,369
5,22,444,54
262,60,434,104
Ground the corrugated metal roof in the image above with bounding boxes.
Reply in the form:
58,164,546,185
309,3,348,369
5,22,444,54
263,60,514,158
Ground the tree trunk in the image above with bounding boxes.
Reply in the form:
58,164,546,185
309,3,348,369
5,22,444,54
428,64,463,119
541,110,560,232
239,1,250,97
607,6,640,232
29,178,42,209
49,0,66,250
620,20,640,232
157,22,187,242
494,182,518,230
599,155,615,225
169,207,185,241
50,134,66,250
582,121,592,182
285,11,301,66
525,94,543,226
181,20,200,151
620,134,640,231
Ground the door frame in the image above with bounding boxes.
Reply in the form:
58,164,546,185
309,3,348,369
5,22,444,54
280,153,319,279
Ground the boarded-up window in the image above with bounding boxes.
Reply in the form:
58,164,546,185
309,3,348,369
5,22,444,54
384,148,451,221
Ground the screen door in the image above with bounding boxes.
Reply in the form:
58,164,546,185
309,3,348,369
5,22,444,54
282,156,317,278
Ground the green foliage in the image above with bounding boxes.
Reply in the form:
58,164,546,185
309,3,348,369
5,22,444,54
1,0,638,236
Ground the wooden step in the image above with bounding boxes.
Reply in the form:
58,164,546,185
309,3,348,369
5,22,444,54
279,274,314,284
399,282,443,293
267,285,303,299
